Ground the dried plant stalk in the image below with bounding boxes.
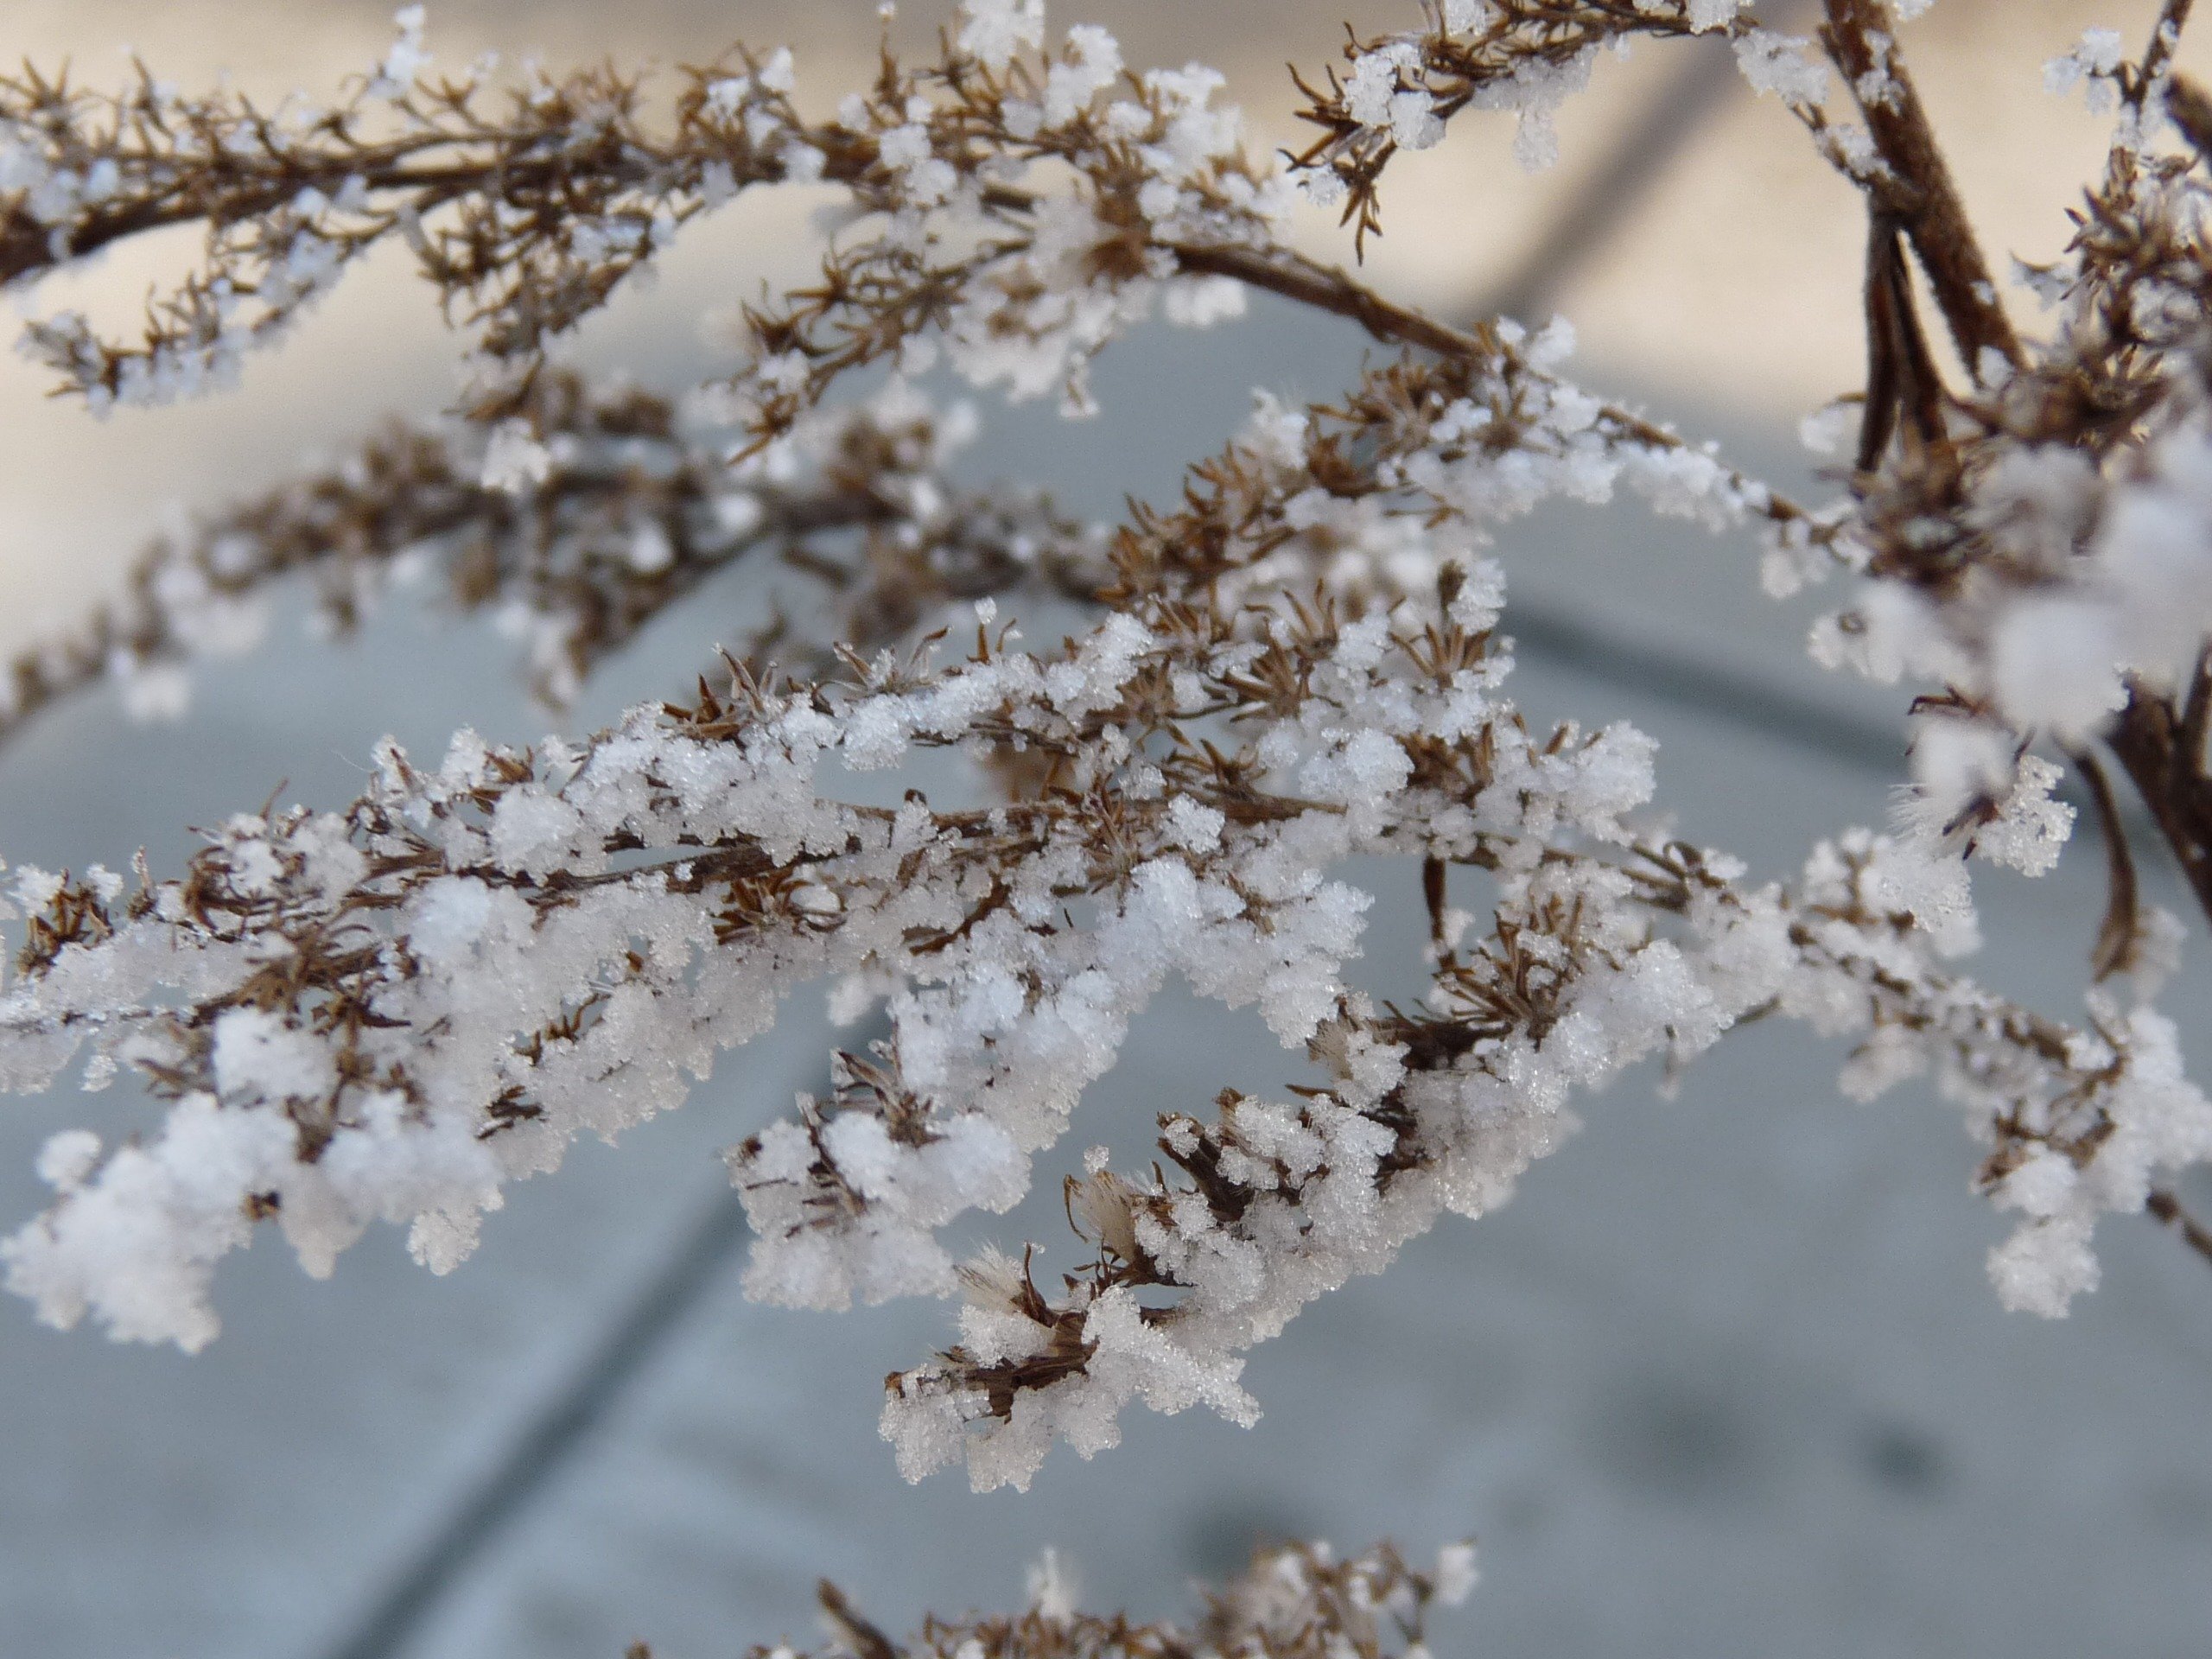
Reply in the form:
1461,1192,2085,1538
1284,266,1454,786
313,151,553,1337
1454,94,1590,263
6,0,2212,1623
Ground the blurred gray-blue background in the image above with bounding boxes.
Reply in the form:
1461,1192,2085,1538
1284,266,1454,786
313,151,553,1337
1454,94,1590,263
4,3,2212,1656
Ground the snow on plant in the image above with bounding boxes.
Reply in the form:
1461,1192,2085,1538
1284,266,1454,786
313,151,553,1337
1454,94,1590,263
5,0,2212,1592
652,1535,1478,1659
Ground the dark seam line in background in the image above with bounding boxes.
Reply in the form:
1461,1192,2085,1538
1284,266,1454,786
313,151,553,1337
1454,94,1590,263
1509,602,1905,774
319,1010,893,1659
316,1179,758,1659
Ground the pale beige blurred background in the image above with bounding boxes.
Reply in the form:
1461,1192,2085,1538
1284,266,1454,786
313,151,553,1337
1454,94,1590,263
1,0,2200,651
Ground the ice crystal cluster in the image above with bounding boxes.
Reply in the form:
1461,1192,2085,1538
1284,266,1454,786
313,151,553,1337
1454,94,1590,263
6,0,2212,1549
689,1536,1478,1659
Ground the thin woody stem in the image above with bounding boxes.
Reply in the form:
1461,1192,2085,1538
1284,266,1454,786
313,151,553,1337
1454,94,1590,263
1168,240,1837,549
2107,677,2212,943
1169,239,1490,362
1821,0,2021,378
2068,746,2145,980
2135,0,2197,109
2147,1187,2212,1268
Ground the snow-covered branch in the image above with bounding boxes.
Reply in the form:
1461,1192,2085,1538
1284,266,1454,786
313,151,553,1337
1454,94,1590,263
0,372,1094,737
1287,1,1828,247
8,0,2212,1540
711,1535,1478,1659
7,367,2202,1484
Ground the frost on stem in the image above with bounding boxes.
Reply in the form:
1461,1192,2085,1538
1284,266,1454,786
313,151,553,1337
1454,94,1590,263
1286,1,1827,248
0,370,1096,735
6,0,2212,1511
2,0,1284,419
658,1537,1477,1659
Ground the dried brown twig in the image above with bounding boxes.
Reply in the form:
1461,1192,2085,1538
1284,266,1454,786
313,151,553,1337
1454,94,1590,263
630,1538,1473,1659
0,371,1097,735
1819,0,2021,378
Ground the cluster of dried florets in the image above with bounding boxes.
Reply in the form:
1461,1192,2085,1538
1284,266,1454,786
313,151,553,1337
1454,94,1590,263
1,0,1278,421
1288,0,1842,242
4,0,2212,1529
0,369,1093,732
4,6,836,409
633,1537,1476,1659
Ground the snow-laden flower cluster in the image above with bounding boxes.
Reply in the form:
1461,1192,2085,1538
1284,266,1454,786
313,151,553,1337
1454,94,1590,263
780,1535,1478,1659
0,371,1092,739
3,0,1282,419
6,0,2212,1521
5,342,2206,1484
1794,57,2212,925
1820,405,2212,753
688,15,1290,431
1288,0,1830,239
